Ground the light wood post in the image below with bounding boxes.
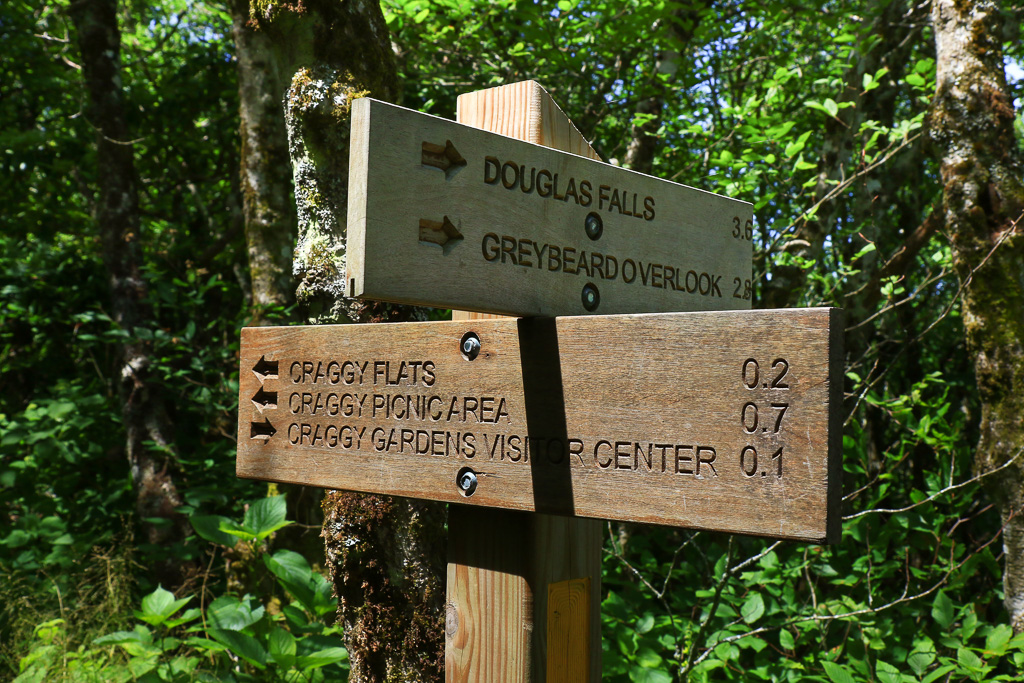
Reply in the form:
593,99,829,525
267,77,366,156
445,81,604,682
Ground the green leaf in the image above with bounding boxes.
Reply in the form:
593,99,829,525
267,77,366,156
957,647,982,670
628,666,672,683
985,624,1012,654
908,645,936,675
875,660,901,683
741,593,765,624
779,629,795,650
269,627,297,668
243,496,292,540
932,590,954,629
922,664,958,683
822,661,855,683
296,647,348,669
94,631,146,646
135,586,192,627
635,613,655,634
208,629,267,669
207,595,265,631
823,98,839,118
635,646,662,668
189,515,239,547
784,131,812,158
906,73,926,87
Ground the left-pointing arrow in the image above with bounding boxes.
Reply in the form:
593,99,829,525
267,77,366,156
419,216,464,253
251,388,277,413
250,419,276,441
252,356,278,382
421,139,466,179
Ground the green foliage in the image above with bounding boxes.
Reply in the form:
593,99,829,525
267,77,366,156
13,499,347,682
3,0,1024,681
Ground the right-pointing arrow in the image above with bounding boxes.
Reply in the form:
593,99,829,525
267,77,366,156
250,419,277,441
419,216,464,253
421,139,466,179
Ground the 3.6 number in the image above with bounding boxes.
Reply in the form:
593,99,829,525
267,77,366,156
732,216,754,240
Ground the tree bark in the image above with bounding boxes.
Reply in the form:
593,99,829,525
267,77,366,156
246,1,445,678
929,0,1024,633
69,0,187,565
229,0,297,323
622,1,706,176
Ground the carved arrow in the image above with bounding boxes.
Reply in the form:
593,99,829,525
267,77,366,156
419,216,464,253
252,355,278,383
251,388,277,413
250,419,277,441
421,139,466,179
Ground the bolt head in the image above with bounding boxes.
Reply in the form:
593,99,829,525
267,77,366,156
461,333,481,360
584,212,603,240
581,283,600,312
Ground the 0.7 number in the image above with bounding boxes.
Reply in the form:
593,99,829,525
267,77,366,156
741,402,789,434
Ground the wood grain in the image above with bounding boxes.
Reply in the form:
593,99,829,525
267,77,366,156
347,97,753,317
456,81,602,162
546,577,590,683
236,308,844,542
447,82,603,683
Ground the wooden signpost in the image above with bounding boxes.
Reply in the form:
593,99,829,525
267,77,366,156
238,309,842,541
236,81,844,682
347,98,754,317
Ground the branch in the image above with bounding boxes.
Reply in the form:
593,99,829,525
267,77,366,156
686,514,1008,670
845,446,1024,520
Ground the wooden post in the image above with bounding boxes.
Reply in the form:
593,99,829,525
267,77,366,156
445,81,604,682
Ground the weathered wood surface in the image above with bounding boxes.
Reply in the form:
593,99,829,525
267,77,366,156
447,80,602,683
456,80,602,163
237,308,843,542
347,97,753,317
546,577,590,683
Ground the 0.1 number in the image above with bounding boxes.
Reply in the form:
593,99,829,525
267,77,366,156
740,446,783,478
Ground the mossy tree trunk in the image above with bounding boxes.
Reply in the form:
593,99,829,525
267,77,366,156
229,0,297,323
929,0,1024,633
69,0,188,575
245,1,445,678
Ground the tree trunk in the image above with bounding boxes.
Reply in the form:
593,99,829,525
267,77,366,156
69,0,187,567
929,0,1024,633
622,1,706,176
246,1,445,678
228,0,297,322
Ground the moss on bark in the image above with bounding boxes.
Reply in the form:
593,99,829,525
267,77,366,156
246,2,445,678
930,0,1024,633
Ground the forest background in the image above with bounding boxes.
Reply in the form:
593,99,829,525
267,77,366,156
2,0,1024,681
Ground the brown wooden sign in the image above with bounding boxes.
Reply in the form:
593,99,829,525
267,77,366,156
347,98,754,317
237,308,843,542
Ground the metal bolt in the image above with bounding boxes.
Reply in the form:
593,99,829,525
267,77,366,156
461,333,481,360
581,283,600,312
584,211,603,240
457,468,478,496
